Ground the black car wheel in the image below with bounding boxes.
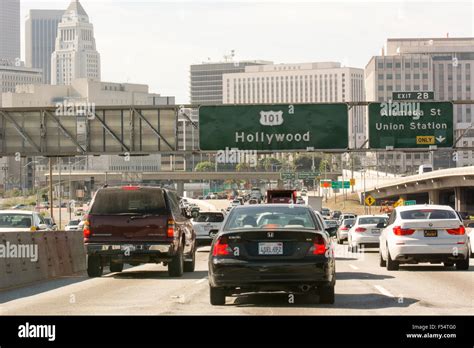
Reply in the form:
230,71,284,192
386,248,399,271
210,286,226,305
443,262,454,267
110,262,124,273
87,255,103,278
168,244,184,277
379,250,386,267
184,245,196,272
455,257,469,270
318,284,335,304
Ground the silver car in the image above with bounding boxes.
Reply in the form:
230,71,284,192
336,218,355,244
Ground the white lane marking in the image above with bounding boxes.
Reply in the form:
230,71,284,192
349,264,359,270
195,277,208,284
374,285,395,298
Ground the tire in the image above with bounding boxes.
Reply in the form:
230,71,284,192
87,255,103,278
386,248,399,271
168,244,184,277
110,262,124,273
456,257,469,270
184,246,196,273
443,262,454,267
318,284,335,304
210,286,226,306
379,250,386,267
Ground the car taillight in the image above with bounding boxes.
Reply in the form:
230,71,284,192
83,216,91,239
340,227,349,231
355,227,367,233
122,186,140,191
212,236,232,256
167,219,176,238
393,226,415,236
309,234,326,255
447,225,465,235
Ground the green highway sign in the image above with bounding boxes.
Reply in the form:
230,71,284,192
404,200,417,206
297,172,320,180
369,102,453,149
199,104,348,151
392,91,434,101
280,172,296,180
331,181,350,189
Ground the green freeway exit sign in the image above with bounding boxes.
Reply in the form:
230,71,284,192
392,91,434,101
368,102,453,149
199,104,348,151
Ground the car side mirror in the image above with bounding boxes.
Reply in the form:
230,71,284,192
376,222,387,229
38,224,49,231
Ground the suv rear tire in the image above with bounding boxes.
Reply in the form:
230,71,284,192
456,257,469,270
318,284,335,304
168,244,184,277
386,249,399,271
87,255,103,278
110,262,124,273
184,246,196,272
210,286,226,305
379,250,386,267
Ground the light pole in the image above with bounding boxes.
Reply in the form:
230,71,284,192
22,161,39,196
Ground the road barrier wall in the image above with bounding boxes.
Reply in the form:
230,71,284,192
0,231,86,290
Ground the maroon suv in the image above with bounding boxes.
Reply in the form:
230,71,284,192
84,186,196,277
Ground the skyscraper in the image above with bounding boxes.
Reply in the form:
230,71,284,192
0,0,20,62
51,0,101,85
25,10,64,84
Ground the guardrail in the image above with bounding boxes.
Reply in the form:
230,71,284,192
0,230,86,290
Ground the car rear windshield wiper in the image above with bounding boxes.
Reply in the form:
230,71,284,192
129,214,157,220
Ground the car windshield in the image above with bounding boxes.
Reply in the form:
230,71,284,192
68,220,80,226
0,214,32,228
225,206,316,230
89,188,167,215
359,217,388,225
400,209,457,220
195,213,224,223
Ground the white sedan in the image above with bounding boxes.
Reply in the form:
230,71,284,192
379,205,470,271
347,215,388,252
466,221,474,258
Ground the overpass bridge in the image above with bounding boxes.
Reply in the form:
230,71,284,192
366,166,474,213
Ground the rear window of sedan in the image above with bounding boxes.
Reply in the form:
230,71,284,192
0,214,32,228
359,217,388,225
195,213,224,223
90,188,167,215
226,206,316,230
400,209,457,220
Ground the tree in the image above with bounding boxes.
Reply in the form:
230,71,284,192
195,161,214,172
236,163,251,172
258,157,282,171
294,154,322,171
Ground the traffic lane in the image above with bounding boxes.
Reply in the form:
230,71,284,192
214,244,472,315
0,249,215,316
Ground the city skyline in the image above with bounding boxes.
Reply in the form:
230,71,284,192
17,0,474,103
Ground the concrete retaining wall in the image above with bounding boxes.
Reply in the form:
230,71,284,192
0,231,86,290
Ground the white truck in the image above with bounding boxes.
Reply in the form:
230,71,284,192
307,196,323,212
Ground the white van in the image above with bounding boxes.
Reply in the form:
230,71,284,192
418,164,433,175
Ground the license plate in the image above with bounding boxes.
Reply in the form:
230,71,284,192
121,244,136,252
371,229,380,234
258,242,283,255
424,230,438,237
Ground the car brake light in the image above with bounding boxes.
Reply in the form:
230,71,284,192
340,227,349,231
83,216,91,239
122,186,140,191
309,234,326,255
167,219,176,238
355,227,367,233
393,226,415,236
212,236,232,256
447,225,465,235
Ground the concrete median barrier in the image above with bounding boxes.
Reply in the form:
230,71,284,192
0,230,86,290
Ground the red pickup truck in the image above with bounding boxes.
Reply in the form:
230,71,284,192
266,190,297,204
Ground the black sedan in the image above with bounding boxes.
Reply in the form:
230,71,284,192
208,204,337,305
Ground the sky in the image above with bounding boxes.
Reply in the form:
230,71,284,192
20,0,474,103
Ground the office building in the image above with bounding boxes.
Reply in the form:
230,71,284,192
25,10,64,84
0,0,20,62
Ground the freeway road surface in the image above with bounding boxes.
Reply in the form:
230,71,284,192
0,243,472,315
